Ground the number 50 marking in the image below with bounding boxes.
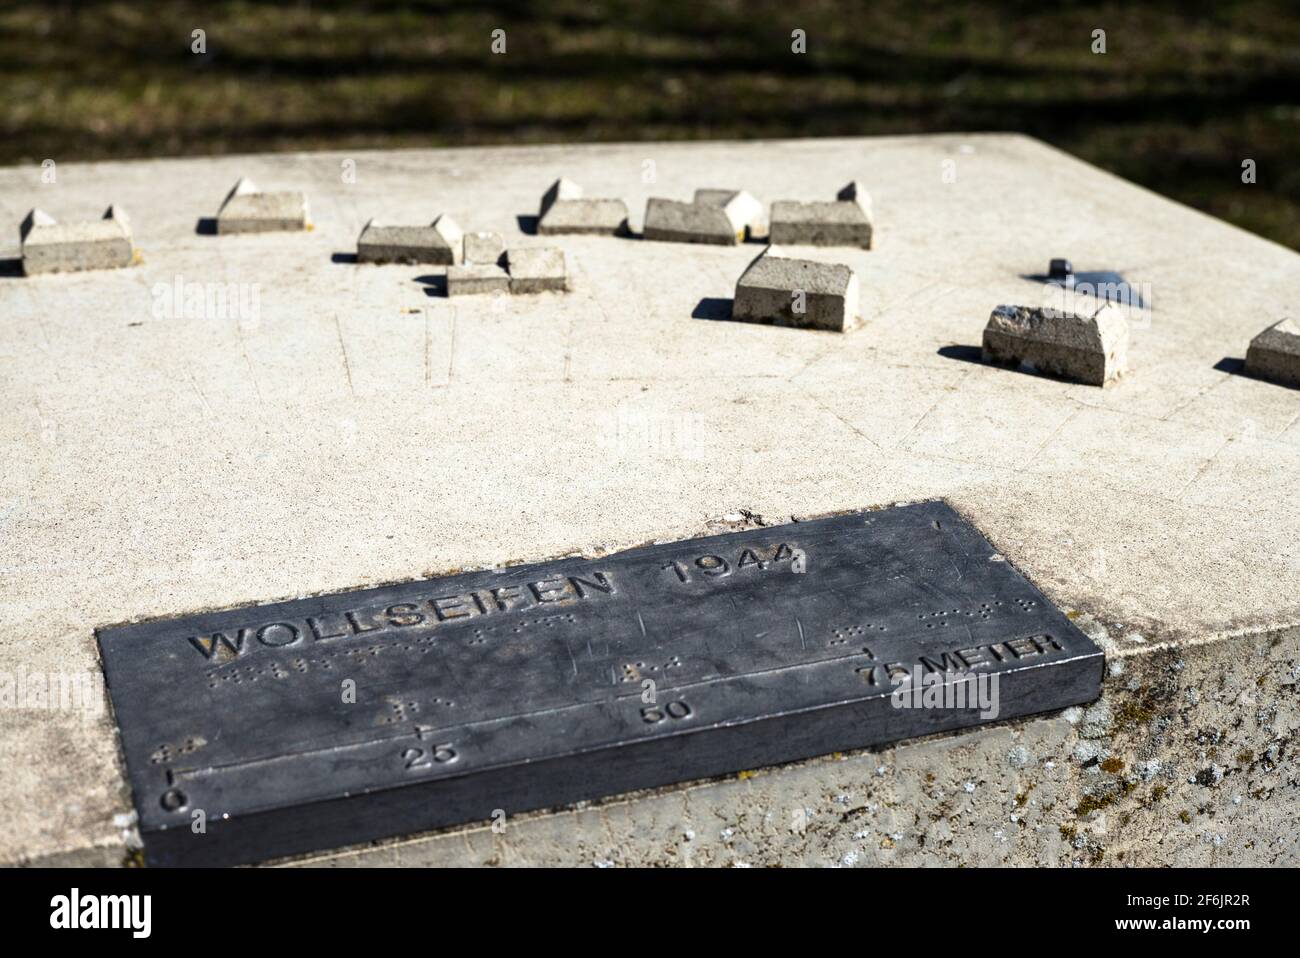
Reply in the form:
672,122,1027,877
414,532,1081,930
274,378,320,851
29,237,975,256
641,700,692,724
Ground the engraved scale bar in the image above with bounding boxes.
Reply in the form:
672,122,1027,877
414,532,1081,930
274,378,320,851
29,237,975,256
96,501,1103,866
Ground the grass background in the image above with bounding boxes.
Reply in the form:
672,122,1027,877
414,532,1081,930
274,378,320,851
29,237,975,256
4,1,1299,248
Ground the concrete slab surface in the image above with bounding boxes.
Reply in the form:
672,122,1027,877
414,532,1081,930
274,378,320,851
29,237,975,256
0,134,1296,867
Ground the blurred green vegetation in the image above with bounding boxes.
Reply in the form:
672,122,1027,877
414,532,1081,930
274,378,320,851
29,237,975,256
3,1,1299,247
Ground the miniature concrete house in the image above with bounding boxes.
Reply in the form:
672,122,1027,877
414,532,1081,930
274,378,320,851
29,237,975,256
769,181,873,248
536,178,628,235
216,178,310,234
20,206,135,275
643,189,764,245
982,302,1129,386
356,215,463,265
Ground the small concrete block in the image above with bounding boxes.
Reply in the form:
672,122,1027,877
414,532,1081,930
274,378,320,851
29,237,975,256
216,178,310,234
642,197,739,245
506,247,568,294
447,263,510,296
695,189,766,239
731,247,859,332
538,198,628,236
982,302,1129,387
1049,258,1075,283
20,206,135,275
463,231,505,265
770,181,873,248
1245,318,1300,389
539,177,583,217
356,215,463,265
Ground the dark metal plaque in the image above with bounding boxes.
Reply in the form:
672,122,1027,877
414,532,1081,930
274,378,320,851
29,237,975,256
97,501,1102,866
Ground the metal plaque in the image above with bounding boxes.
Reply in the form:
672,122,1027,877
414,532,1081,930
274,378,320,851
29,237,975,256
97,501,1103,866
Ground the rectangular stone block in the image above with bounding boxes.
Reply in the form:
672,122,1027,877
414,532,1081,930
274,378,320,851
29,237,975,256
95,502,1102,866
357,215,462,265
20,206,135,276
731,247,860,332
1244,319,1300,389
447,263,509,296
769,182,873,248
463,231,504,265
506,247,568,294
538,199,628,236
216,178,309,234
643,197,739,245
982,302,1129,387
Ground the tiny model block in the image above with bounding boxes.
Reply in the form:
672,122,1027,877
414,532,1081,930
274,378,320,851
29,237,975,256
769,181,873,249
731,246,860,332
643,189,763,245
1244,319,1300,389
537,178,628,236
216,178,310,234
982,302,1129,387
357,215,463,265
20,206,135,276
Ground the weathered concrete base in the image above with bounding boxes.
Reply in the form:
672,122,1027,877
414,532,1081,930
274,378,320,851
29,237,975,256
286,623,1297,867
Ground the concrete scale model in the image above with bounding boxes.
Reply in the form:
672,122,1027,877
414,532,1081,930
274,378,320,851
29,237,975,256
356,215,463,265
1245,318,1300,388
0,135,1295,869
982,302,1130,387
19,205,135,275
216,177,309,234
769,181,873,248
537,177,628,236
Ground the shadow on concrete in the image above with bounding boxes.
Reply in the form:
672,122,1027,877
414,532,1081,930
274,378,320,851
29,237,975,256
516,215,538,235
1212,356,1297,390
691,297,734,321
331,252,358,264
415,274,447,297
936,344,986,366
194,217,217,235
1019,270,1147,308
0,257,24,278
